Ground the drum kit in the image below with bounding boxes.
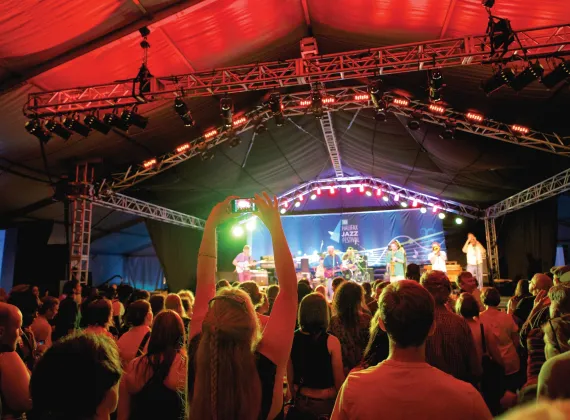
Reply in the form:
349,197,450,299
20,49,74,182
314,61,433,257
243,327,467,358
341,254,370,283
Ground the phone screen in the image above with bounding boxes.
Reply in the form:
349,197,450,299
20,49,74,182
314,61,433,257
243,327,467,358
231,198,257,213
38,340,46,346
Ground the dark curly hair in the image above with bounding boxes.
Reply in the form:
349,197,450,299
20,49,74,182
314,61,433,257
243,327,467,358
333,282,365,333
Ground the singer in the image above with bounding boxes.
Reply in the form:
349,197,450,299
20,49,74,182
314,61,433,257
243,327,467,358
428,241,447,273
385,240,406,282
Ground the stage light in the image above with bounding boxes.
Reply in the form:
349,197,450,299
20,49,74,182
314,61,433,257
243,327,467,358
481,67,515,95
368,80,385,110
401,201,408,208
420,207,427,213
510,62,544,91
298,195,304,201
394,194,400,202
104,113,130,131
316,188,322,195
300,100,311,106
25,119,52,143
382,196,389,202
200,147,215,161
121,109,148,129
204,129,218,139
428,70,444,102
176,143,191,154
511,124,529,135
440,121,457,140
412,200,418,207
269,93,285,127
63,116,90,137
330,187,336,195
365,190,372,197
322,97,335,104
228,136,241,148
220,97,234,130
254,119,267,134
541,61,570,89
407,112,422,130
246,219,256,231
354,94,370,101
280,208,287,214
310,193,317,200
45,120,72,140
376,188,382,197
489,17,515,53
374,109,387,122
311,91,324,119
346,187,352,193
84,115,111,134
233,116,247,127
432,206,439,213
466,112,484,123
428,104,445,114
297,251,303,256
143,158,157,169
174,97,195,127
392,98,409,107
455,217,463,225
232,226,244,237
294,201,301,208
359,185,365,193
438,212,446,220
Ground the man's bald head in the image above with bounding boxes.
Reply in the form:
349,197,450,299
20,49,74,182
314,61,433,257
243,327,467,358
530,273,553,296
0,303,22,351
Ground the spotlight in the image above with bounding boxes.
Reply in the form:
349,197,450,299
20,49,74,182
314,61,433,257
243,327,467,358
438,212,446,220
204,129,218,139
254,119,267,134
394,194,399,201
428,70,444,102
455,217,463,225
330,187,336,195
228,136,241,148
412,200,418,207
511,124,529,135
84,115,111,134
510,63,544,91
376,189,382,197
298,195,304,202
25,119,51,143
310,194,317,200
322,97,335,104
541,61,570,89
481,67,515,95
174,97,195,127
374,109,387,122
392,98,410,107
432,206,439,213
104,113,130,131
428,104,445,114
232,226,244,237
246,219,256,231
268,93,285,127
407,112,422,130
294,201,301,208
316,188,322,195
354,94,370,101
143,158,157,169
365,190,372,197
220,97,234,130
440,121,457,140
45,120,72,140
63,116,91,137
346,187,352,193
420,207,427,214
176,143,191,154
233,116,247,127
121,109,148,129
280,208,287,214
401,201,408,208
368,80,385,109
382,196,389,202
311,90,324,119
466,112,484,123
489,17,515,53
359,185,365,193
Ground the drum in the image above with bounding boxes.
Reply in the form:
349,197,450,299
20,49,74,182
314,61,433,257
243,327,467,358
342,269,353,281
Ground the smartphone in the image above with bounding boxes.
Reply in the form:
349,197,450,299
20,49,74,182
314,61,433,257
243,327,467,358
231,198,257,213
38,340,46,346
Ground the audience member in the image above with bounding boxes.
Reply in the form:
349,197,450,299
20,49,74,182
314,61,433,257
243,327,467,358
498,400,570,420
215,279,230,290
315,284,327,298
0,303,32,418
374,281,389,300
119,310,186,420
266,284,279,315
329,282,371,374
0,288,8,303
405,263,421,282
542,284,570,359
54,279,81,342
457,271,484,311
32,285,41,305
358,309,389,371
31,332,121,420
288,293,344,419
188,194,297,420
514,273,553,327
331,277,346,299
421,271,481,385
31,296,59,352
8,284,40,370
130,289,150,303
258,292,270,315
84,298,115,340
165,293,191,334
178,290,194,317
362,282,377,315
239,281,270,330
117,300,153,368
537,349,570,400
507,280,530,315
149,293,165,318
331,280,491,420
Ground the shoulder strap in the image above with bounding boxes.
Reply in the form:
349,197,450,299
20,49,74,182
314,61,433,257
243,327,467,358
137,331,151,357
548,319,562,352
480,323,487,354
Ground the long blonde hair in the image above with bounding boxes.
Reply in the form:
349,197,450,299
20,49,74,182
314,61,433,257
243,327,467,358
190,288,262,420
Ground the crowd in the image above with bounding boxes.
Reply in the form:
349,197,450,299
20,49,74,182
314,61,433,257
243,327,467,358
0,193,569,420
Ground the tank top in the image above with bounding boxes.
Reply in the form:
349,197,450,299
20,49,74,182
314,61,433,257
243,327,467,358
291,330,335,389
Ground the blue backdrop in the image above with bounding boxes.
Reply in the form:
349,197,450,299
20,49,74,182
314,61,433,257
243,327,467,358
250,209,446,267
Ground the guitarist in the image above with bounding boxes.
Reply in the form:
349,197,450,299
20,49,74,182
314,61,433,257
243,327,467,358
233,245,254,282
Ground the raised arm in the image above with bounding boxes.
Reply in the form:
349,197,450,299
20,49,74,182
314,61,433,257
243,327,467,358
255,193,297,368
190,196,239,339
462,240,470,253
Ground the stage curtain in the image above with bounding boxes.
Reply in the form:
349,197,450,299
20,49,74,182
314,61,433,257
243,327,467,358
497,198,558,280
124,256,164,291
145,220,202,292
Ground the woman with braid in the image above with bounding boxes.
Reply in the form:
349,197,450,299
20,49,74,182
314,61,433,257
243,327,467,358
188,193,297,420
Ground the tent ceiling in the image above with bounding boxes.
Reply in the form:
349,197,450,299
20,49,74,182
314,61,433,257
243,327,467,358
1,0,569,237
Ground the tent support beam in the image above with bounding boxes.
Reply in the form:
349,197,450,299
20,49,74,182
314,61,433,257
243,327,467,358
319,112,344,177
484,217,500,280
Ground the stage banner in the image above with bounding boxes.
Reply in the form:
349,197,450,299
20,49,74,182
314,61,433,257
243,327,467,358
249,209,446,267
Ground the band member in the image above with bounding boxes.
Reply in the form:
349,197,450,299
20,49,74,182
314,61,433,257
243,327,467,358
233,245,253,282
342,247,356,264
428,242,447,273
324,246,342,299
462,233,486,289
385,240,406,282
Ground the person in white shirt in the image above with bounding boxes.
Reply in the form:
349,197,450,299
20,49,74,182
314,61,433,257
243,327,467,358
428,242,447,273
462,233,486,289
331,280,491,420
117,300,153,368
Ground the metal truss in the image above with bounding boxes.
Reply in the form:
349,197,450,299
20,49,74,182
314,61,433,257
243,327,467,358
484,217,500,279
70,163,94,283
25,23,570,116
276,176,483,219
91,192,206,230
100,84,570,195
485,167,570,218
319,112,344,177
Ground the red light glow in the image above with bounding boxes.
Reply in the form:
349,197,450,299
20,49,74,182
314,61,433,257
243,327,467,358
204,129,218,139
394,194,400,201
176,143,191,154
354,94,370,101
330,187,336,195
298,195,303,201
393,98,410,107
316,188,321,195
233,117,247,127
376,189,382,197
466,112,484,123
359,185,365,193
300,100,311,106
511,124,529,135
323,97,335,104
428,104,445,114
143,158,157,169
412,200,418,207
432,206,439,213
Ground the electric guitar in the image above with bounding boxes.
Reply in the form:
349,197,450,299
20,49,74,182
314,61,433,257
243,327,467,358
235,260,260,274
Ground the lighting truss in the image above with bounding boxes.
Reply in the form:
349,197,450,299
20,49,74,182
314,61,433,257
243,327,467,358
25,23,570,117
99,84,570,195
91,191,206,229
485,167,570,218
277,176,482,219
320,112,344,177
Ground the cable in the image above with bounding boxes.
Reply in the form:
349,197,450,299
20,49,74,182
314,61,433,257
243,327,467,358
370,119,378,176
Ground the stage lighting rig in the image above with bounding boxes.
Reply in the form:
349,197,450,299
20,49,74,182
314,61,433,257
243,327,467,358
311,90,324,119
174,97,195,127
133,26,153,102
428,70,444,102
440,121,457,140
485,15,516,56
510,62,544,91
407,111,422,130
220,97,234,130
45,119,72,141
121,108,148,129
84,115,111,134
228,136,241,148
268,93,285,126
541,61,570,89
25,119,52,143
104,112,130,131
199,144,215,161
63,115,91,137
481,67,515,95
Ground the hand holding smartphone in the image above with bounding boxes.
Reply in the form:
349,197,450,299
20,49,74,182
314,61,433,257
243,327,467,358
231,198,257,213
